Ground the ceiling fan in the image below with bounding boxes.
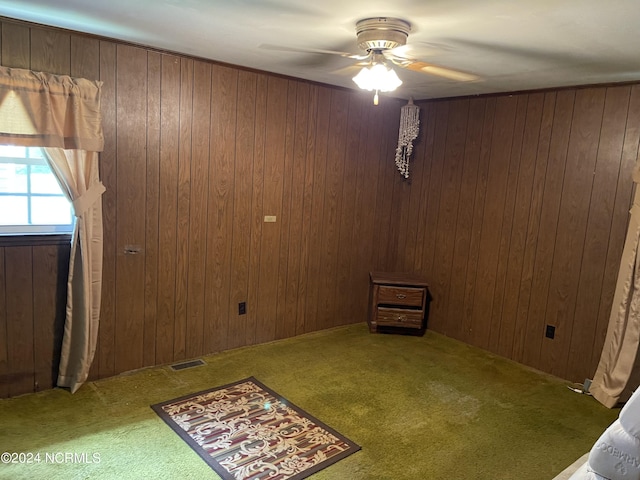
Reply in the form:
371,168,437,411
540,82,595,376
261,17,479,103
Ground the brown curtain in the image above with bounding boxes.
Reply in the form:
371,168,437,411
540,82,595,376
44,148,105,393
0,66,104,393
590,171,640,408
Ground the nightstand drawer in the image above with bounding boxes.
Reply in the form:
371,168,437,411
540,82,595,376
368,272,430,335
376,308,423,328
377,285,424,307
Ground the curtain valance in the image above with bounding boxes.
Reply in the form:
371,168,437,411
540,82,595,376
0,66,103,152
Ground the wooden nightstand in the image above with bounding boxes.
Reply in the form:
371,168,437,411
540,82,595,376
367,272,430,335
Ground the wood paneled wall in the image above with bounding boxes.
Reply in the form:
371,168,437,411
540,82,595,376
385,88,640,382
0,17,638,397
0,241,69,398
0,19,403,396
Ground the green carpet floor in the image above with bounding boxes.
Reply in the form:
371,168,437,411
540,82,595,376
0,323,618,480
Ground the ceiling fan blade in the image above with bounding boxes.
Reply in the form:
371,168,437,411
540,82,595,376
390,41,454,59
330,64,364,76
259,43,366,60
436,38,571,64
401,61,479,82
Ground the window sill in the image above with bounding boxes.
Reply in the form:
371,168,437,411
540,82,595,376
0,234,72,247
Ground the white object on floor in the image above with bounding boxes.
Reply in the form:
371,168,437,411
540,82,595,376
557,387,640,480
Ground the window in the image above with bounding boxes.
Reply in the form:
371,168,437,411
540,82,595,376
0,146,73,235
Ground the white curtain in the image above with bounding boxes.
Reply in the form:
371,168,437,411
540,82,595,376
45,148,105,393
0,66,104,394
590,173,640,408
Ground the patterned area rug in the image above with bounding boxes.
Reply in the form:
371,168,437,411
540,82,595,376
151,377,360,480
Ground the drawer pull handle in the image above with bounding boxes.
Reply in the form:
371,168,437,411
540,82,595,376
396,294,406,299
397,315,406,322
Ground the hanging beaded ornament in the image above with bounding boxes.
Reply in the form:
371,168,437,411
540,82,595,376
394,98,420,178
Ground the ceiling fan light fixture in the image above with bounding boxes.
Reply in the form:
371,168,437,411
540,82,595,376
352,63,402,93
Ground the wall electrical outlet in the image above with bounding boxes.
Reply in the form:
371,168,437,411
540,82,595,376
545,324,556,339
264,215,277,223
238,302,246,315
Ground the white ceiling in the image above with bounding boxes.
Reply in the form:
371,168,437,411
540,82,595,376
0,0,639,101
